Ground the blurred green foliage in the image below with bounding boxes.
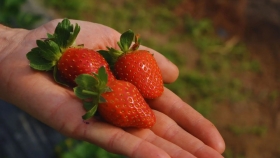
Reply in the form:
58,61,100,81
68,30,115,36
223,149,246,158
0,0,41,28
44,0,84,19
228,125,267,137
55,139,124,158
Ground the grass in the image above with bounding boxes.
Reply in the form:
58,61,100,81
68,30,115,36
228,125,267,137
55,139,124,158
223,149,246,158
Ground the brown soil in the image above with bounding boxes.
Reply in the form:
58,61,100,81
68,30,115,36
178,0,280,157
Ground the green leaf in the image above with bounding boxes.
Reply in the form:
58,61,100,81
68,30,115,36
53,66,69,87
99,96,107,103
52,18,80,50
54,19,72,47
97,66,108,86
83,101,94,111
26,47,55,71
119,29,134,52
36,40,61,61
75,74,98,89
82,104,98,120
47,33,54,39
67,23,80,47
98,50,114,66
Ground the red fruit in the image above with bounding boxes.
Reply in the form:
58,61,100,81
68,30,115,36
114,50,163,99
74,67,156,128
99,80,156,128
26,19,115,86
99,30,164,99
57,47,115,86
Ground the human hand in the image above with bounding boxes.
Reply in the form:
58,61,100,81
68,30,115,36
0,19,225,158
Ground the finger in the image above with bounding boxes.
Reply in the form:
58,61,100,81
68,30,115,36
140,45,179,83
151,111,224,158
147,88,226,153
126,127,196,158
76,121,171,158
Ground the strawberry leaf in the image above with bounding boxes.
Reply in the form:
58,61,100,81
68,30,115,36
26,47,55,71
67,23,80,48
52,19,80,50
96,66,108,87
99,96,107,103
119,29,134,52
82,104,98,120
53,66,69,87
36,40,61,61
98,50,113,65
83,102,94,111
47,33,54,39
98,48,123,71
75,74,98,90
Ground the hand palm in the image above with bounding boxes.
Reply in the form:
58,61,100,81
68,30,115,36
0,19,224,158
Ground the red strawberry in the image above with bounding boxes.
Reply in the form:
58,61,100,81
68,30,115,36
74,67,156,128
26,19,115,86
114,50,163,99
57,47,115,86
99,80,155,128
99,30,164,99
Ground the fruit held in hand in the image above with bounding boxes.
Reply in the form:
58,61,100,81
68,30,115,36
26,19,115,86
26,19,156,128
74,67,156,128
99,30,164,99
56,47,115,86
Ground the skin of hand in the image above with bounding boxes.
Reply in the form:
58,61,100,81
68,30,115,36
0,19,225,158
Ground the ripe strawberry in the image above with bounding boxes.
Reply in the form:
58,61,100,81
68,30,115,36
99,80,156,128
57,47,115,86
26,19,115,86
99,30,164,99
74,67,156,128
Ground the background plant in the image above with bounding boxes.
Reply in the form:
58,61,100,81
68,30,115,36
0,0,41,28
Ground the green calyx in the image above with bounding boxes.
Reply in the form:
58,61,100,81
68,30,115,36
98,29,141,68
74,67,112,120
26,18,80,71
117,29,139,52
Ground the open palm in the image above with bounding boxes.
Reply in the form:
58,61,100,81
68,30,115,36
0,19,225,158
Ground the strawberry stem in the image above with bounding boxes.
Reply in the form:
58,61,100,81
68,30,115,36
130,34,141,51
82,90,98,96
